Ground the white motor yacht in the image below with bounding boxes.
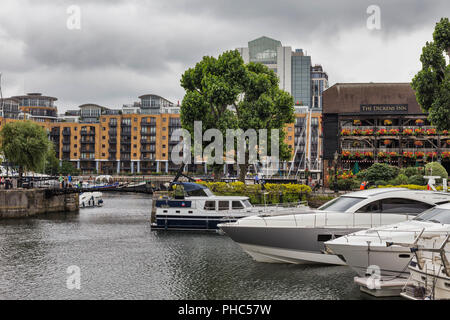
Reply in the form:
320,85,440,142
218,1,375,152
151,182,309,231
219,189,450,265
325,202,450,278
79,192,104,208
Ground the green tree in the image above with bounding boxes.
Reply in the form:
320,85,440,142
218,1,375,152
59,160,80,176
0,121,52,182
424,161,448,182
411,18,450,130
43,145,59,176
180,50,294,181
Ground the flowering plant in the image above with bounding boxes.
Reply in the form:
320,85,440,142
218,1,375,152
425,152,437,160
389,152,399,158
402,128,413,135
442,130,449,135
414,140,423,147
415,119,424,126
383,139,392,145
353,120,361,126
376,128,387,136
361,129,373,136
377,151,387,158
442,152,450,159
403,152,415,159
352,129,362,135
425,128,436,135
415,151,425,159
388,128,399,135
338,171,354,180
341,150,351,158
414,128,424,135
352,152,363,159
364,152,374,159
384,119,392,125
341,129,351,136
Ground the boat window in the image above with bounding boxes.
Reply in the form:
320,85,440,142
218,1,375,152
204,201,216,211
318,196,364,212
356,200,381,213
380,198,433,215
186,188,209,197
414,208,450,224
232,201,245,209
218,201,230,211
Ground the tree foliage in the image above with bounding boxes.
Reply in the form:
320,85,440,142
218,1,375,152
356,163,399,183
411,18,450,130
180,50,295,181
0,121,52,175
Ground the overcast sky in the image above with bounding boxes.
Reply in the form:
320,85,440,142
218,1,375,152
0,0,448,112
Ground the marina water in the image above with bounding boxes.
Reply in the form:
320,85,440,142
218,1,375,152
0,193,365,300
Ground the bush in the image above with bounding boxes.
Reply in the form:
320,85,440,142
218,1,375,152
407,175,426,185
389,174,409,185
337,178,359,191
402,166,424,177
357,163,399,183
424,162,448,182
375,180,388,186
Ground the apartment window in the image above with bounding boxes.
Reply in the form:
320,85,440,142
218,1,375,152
74,127,77,131
102,136,106,140
134,118,137,122
134,127,137,131
133,136,137,140
74,153,77,156
162,136,166,140
162,145,166,148
163,118,166,122
74,144,77,148
102,144,105,148
102,153,105,157
103,127,106,131
133,144,137,148
162,153,166,157
162,127,166,131
74,136,78,140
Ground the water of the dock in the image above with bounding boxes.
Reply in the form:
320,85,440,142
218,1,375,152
0,192,366,300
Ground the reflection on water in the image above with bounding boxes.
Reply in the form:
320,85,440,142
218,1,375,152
0,193,364,300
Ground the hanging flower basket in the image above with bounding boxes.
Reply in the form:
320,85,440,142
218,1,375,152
442,130,449,135
446,139,450,146
384,119,392,126
352,152,363,159
442,151,450,160
383,139,392,146
414,140,423,147
341,129,351,136
353,120,361,126
352,129,362,135
415,119,424,126
377,151,387,158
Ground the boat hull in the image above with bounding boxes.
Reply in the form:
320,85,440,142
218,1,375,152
325,242,412,278
152,214,250,231
219,225,362,265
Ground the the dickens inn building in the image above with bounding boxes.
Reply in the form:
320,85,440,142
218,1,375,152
322,83,450,174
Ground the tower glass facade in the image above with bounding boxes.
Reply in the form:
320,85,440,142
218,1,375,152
291,54,311,106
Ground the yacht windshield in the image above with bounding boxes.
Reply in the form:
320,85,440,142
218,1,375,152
318,196,365,212
242,200,252,208
414,208,450,224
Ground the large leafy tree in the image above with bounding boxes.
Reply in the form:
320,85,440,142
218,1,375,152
411,18,450,130
180,50,294,181
0,121,52,181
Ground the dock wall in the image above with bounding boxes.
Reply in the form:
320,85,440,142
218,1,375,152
0,189,79,219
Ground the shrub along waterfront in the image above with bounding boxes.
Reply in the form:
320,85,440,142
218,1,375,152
197,181,312,205
328,161,449,191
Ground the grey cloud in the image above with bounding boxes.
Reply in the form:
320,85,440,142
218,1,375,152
0,0,448,111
